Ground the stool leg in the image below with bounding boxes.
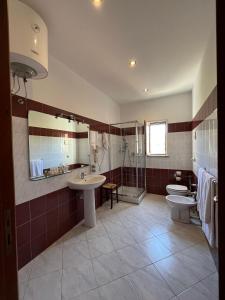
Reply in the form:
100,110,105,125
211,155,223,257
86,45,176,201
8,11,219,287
111,191,113,209
116,187,119,203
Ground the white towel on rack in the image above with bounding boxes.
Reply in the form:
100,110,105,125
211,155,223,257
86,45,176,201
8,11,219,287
30,159,44,177
197,168,217,247
197,167,206,219
202,193,215,247
203,174,215,224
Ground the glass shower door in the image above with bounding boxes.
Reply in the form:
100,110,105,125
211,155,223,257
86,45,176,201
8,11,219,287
109,121,146,204
136,122,146,197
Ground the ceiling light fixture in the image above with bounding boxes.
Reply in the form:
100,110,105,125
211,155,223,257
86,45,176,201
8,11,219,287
128,59,137,68
144,88,149,93
92,0,103,8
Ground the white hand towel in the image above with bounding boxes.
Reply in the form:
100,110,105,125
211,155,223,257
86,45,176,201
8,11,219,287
90,131,98,150
30,159,44,177
197,167,206,219
202,189,215,247
197,168,217,247
203,174,215,224
102,132,109,150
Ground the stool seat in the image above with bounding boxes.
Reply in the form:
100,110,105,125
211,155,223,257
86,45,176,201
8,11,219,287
101,183,119,209
102,183,117,190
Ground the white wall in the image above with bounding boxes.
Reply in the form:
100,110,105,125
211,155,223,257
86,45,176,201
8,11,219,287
17,55,120,124
192,28,217,117
192,23,217,177
29,110,76,132
120,91,192,123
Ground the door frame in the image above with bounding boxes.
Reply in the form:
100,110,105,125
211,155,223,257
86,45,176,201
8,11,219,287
0,0,223,299
0,0,18,299
217,0,225,299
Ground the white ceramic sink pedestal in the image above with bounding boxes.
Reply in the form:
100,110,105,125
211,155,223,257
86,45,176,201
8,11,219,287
68,174,106,227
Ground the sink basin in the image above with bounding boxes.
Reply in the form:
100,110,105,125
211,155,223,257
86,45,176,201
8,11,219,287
68,174,106,228
68,174,106,190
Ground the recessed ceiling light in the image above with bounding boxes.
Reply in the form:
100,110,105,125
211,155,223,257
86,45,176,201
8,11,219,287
92,0,103,8
128,59,137,68
144,88,149,93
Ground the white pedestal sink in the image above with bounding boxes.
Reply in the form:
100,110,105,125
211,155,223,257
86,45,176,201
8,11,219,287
68,174,106,227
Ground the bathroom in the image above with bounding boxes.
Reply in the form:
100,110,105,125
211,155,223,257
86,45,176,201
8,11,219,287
0,0,220,299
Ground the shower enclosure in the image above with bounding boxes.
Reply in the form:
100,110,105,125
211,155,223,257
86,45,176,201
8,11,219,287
109,121,146,204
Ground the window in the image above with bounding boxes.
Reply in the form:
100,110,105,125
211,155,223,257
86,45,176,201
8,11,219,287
146,121,167,156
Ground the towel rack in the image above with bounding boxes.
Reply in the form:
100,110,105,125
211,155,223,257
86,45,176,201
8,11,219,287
212,178,218,202
203,167,218,199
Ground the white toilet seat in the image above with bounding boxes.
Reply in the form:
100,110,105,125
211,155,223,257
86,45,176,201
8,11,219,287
167,184,188,191
166,184,188,196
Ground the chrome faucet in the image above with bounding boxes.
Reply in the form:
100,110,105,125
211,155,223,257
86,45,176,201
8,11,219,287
80,172,85,179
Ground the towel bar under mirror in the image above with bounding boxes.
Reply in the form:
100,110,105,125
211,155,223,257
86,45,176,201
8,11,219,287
28,110,90,181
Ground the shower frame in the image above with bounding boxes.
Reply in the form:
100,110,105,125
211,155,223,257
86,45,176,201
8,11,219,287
109,120,146,204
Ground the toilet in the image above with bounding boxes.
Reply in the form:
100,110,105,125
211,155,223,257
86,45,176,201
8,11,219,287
166,195,197,223
166,184,188,196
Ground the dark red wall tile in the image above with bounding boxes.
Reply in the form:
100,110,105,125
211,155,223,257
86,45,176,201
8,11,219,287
16,223,30,248
46,208,58,233
31,215,46,239
11,95,27,118
46,191,59,211
31,233,47,258
168,122,192,133
30,195,47,219
27,99,43,113
17,242,31,269
16,202,30,226
46,229,60,247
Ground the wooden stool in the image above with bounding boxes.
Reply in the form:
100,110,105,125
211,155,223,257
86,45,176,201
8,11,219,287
101,183,119,209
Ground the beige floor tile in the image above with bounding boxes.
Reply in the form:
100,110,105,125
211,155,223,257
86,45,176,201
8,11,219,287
92,251,134,286
98,276,138,300
138,236,172,262
127,264,175,300
88,236,114,258
63,241,90,269
156,230,201,253
117,244,152,269
19,193,218,300
155,245,216,295
86,221,108,241
63,225,87,246
177,272,218,300
62,260,97,299
108,229,137,250
23,270,62,300
29,245,62,279
69,289,101,300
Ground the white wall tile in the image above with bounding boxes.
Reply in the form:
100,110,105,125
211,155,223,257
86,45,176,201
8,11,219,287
193,109,217,177
146,132,192,170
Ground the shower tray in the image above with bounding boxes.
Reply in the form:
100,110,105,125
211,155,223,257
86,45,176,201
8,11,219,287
113,185,145,204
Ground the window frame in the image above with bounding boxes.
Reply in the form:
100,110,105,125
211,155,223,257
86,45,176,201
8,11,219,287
146,120,168,157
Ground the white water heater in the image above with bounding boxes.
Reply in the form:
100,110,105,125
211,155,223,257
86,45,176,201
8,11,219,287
8,0,48,79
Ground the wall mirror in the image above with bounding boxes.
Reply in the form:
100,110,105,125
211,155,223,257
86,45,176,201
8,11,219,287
28,110,90,180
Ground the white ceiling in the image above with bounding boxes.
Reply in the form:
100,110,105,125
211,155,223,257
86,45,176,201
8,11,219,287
22,0,215,103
